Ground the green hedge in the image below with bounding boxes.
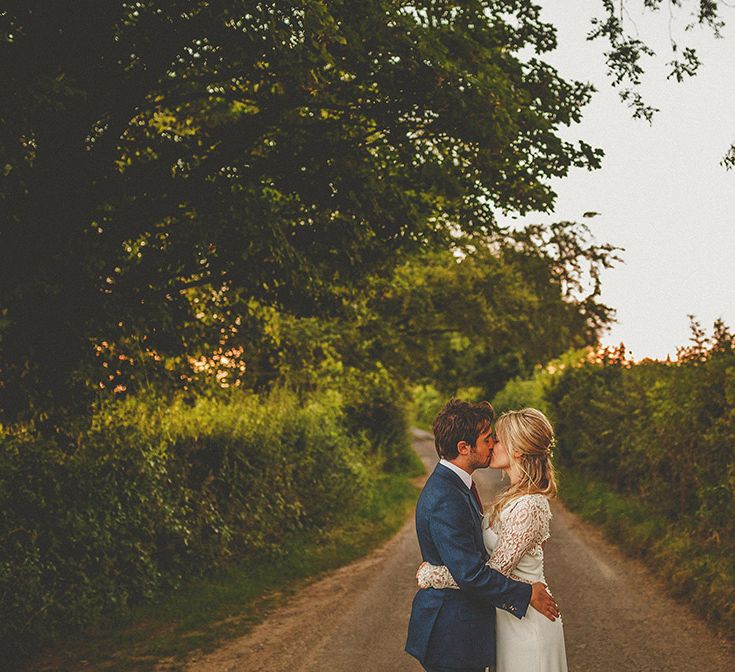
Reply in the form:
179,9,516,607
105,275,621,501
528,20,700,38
545,332,735,636
0,381,414,664
341,365,416,473
410,384,485,432
490,348,590,415
548,347,735,537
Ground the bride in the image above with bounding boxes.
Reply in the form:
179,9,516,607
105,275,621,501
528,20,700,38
416,408,568,672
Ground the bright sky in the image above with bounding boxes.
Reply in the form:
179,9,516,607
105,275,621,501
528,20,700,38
504,1,735,360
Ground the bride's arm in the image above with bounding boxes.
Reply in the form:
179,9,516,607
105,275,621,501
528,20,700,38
489,497,549,579
416,498,551,588
415,560,460,589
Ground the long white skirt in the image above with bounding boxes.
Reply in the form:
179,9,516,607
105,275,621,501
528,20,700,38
495,604,568,672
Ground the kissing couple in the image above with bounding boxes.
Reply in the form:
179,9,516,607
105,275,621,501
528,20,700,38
406,399,568,672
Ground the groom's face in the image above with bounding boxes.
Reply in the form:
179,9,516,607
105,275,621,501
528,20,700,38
469,425,495,470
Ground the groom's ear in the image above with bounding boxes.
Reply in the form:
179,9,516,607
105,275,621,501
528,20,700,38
456,440,471,455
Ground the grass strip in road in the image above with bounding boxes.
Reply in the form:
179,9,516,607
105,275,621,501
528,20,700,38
23,469,422,672
559,469,735,641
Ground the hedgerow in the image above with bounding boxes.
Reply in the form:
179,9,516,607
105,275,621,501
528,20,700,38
0,381,413,663
543,322,735,636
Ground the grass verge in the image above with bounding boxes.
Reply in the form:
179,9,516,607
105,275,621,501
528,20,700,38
22,469,422,672
559,468,735,641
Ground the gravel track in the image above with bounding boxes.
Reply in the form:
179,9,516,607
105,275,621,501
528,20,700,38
183,429,735,672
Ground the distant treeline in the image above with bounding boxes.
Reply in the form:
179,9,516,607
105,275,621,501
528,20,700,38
494,320,735,638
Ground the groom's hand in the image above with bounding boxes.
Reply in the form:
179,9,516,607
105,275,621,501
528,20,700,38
530,582,559,621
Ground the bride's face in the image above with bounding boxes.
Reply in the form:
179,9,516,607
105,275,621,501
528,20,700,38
489,434,511,470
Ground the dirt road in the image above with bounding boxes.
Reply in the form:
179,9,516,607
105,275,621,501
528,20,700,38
184,429,735,671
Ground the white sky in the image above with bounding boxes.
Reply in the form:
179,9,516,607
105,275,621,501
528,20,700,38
503,1,735,360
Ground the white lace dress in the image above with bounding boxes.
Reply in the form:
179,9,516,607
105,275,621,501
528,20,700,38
417,494,568,672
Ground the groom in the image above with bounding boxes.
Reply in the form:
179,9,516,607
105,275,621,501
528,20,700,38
405,399,559,672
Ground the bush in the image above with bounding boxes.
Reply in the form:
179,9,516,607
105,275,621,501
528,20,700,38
411,384,445,430
492,374,548,414
544,324,735,637
548,337,735,534
412,384,494,431
491,348,590,414
340,364,419,473
0,386,376,664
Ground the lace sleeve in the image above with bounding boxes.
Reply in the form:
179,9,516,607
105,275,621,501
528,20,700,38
416,561,460,590
489,495,550,577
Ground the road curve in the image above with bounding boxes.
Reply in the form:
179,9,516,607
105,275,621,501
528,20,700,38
183,429,735,671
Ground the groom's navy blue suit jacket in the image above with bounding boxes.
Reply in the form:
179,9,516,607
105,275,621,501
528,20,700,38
405,462,532,669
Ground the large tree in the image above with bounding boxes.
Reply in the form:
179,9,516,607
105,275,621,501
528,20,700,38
233,220,620,399
0,1,603,421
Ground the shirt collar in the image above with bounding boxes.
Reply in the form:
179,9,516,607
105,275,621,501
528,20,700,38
439,458,473,490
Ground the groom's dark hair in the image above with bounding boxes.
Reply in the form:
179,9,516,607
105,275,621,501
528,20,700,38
432,399,495,460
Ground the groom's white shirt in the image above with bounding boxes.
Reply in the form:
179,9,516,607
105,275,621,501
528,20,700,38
439,458,473,490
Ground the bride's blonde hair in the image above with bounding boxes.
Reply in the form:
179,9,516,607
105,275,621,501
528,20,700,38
490,408,558,524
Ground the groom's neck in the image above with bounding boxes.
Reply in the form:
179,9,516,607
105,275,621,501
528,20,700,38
447,457,473,475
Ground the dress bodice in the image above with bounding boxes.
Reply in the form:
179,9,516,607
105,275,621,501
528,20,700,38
483,494,551,584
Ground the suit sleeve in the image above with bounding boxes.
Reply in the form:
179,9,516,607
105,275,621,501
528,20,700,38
428,492,532,619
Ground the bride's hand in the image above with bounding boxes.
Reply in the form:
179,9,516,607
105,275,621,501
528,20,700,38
416,561,431,589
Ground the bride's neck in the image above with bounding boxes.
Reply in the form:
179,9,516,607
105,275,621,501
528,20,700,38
505,465,522,485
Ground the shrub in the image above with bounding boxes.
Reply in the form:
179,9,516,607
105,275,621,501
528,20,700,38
0,386,376,663
491,348,590,415
340,364,417,473
546,324,735,568
411,384,444,430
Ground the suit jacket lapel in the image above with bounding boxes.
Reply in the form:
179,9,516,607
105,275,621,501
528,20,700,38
435,463,483,520
467,488,483,519
433,463,487,558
